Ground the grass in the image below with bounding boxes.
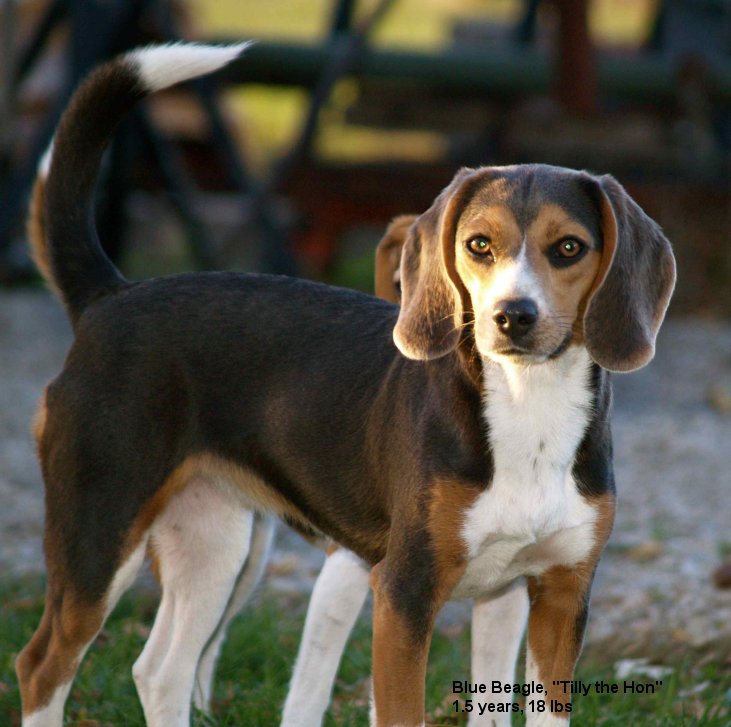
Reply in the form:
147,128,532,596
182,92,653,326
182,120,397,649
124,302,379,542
2,575,731,726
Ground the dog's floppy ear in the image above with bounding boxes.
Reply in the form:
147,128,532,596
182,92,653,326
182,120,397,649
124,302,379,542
375,215,416,303
583,174,676,372
393,168,484,360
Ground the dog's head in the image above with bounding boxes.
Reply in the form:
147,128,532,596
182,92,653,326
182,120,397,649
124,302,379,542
392,165,676,373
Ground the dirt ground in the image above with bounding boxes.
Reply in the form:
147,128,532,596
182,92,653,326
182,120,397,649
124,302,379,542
1,289,730,660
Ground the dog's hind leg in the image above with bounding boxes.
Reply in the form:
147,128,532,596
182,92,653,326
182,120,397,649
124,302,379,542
281,548,370,727
16,535,148,727
132,477,253,727
193,512,276,713
16,389,155,727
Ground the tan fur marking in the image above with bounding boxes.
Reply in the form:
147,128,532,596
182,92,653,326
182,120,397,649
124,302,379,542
128,452,312,551
526,492,615,714
15,605,53,713
375,215,414,303
27,176,60,296
136,451,317,593
427,480,476,593
457,203,523,255
370,563,430,727
16,591,105,714
147,541,162,585
526,203,601,344
31,388,48,446
455,203,522,303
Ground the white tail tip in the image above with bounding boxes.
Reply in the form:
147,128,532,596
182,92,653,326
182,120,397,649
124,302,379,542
128,41,252,93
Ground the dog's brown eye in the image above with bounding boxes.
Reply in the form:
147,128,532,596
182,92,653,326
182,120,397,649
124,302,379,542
549,237,587,267
467,237,494,260
556,238,583,258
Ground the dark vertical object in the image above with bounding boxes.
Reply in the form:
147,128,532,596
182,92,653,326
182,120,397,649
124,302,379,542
135,110,218,271
0,0,139,273
68,0,143,263
1,0,16,163
149,0,298,274
69,0,130,77
514,0,542,45
330,0,357,35
256,0,396,267
555,0,597,115
13,0,68,85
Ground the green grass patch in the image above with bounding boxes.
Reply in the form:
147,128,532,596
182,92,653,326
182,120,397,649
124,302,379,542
2,576,730,725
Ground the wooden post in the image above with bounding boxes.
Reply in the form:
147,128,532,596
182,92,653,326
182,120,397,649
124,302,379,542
555,0,598,115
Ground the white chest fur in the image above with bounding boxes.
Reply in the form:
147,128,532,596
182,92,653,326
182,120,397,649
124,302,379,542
453,348,598,600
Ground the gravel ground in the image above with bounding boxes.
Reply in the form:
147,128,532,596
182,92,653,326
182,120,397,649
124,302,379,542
1,289,730,660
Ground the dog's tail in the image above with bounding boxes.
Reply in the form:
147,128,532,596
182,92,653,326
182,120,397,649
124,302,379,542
29,42,250,324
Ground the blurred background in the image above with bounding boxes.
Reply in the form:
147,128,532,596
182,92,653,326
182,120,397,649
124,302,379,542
1,0,730,307
1,1,731,724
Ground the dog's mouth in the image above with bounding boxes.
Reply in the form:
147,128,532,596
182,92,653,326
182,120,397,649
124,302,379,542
475,315,576,364
494,345,532,356
487,332,574,363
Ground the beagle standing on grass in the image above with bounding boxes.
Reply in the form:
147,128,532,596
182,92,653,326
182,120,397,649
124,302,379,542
15,43,676,727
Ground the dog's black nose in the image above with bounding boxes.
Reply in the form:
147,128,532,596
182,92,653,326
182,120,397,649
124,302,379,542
492,299,538,339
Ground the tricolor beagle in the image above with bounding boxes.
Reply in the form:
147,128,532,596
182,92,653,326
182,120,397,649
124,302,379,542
16,44,676,727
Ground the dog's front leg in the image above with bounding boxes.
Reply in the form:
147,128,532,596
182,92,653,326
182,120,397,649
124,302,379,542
370,550,464,727
370,562,431,727
524,495,614,726
523,565,595,727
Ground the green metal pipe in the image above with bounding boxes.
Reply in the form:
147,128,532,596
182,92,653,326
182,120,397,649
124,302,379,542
216,38,731,105
216,40,549,96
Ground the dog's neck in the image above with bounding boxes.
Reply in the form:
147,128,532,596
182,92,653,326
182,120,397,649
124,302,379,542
482,345,593,400
481,346,595,479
